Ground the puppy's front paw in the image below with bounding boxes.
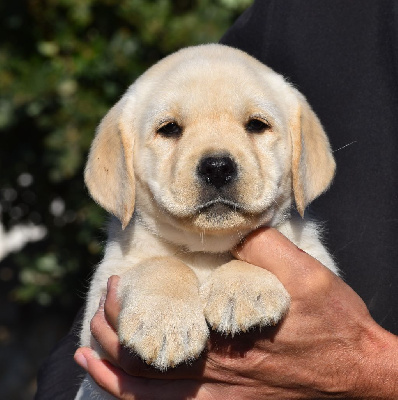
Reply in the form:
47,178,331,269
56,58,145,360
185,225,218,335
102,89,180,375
201,260,290,335
118,296,209,370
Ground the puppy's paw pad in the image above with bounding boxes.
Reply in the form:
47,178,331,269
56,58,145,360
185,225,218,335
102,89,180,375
201,262,290,335
118,298,209,370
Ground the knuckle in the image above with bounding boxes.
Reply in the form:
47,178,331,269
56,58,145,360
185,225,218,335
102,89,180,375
289,245,338,296
302,266,334,294
90,312,102,338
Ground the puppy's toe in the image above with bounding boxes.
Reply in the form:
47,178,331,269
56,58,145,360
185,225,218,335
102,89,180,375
118,297,209,370
201,260,290,335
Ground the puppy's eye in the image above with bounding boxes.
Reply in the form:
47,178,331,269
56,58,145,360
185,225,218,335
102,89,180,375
157,122,182,138
245,118,270,134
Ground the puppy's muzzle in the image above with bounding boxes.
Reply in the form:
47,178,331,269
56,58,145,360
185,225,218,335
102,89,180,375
197,155,238,189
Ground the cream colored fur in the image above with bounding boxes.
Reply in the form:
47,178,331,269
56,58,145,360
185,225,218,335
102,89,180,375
76,44,337,399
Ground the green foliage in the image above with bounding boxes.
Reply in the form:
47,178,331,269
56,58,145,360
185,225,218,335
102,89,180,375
0,0,251,312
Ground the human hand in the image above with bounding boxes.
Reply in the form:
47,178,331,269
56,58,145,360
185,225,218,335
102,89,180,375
74,228,398,399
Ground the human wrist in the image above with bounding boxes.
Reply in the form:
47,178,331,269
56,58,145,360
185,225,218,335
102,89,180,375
349,323,398,399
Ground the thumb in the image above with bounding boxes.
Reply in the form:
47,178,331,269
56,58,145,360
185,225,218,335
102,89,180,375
233,227,332,294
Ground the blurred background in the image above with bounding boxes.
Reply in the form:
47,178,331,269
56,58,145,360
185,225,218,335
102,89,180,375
0,0,252,398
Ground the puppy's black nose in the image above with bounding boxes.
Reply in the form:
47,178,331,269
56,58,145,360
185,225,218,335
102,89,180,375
197,155,237,189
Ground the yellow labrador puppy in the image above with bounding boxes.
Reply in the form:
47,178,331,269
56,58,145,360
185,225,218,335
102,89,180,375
76,44,337,399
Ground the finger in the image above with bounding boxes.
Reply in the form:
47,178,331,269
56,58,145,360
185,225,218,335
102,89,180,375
90,291,123,366
233,227,334,294
104,275,121,329
75,347,137,399
74,347,201,399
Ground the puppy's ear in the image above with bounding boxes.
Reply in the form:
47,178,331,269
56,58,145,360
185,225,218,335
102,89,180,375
84,96,135,229
290,93,336,216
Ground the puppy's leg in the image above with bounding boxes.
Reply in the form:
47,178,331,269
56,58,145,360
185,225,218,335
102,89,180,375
118,257,209,370
201,260,290,335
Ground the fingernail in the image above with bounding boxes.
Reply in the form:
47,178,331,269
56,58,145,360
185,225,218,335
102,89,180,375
74,351,88,371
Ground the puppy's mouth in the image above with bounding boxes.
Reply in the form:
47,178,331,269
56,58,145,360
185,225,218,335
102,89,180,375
195,198,245,214
152,188,275,234
183,195,265,233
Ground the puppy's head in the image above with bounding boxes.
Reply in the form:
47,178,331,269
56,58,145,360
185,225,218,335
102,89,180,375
85,44,335,251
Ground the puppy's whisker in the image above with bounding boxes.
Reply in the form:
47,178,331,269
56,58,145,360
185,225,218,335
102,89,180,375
332,141,357,153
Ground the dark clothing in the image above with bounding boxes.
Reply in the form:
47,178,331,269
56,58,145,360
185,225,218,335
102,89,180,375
34,309,85,400
36,1,398,398
221,0,398,334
